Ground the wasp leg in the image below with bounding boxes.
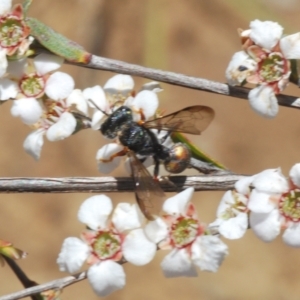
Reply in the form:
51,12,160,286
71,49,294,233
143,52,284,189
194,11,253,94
132,108,146,123
100,148,128,162
160,175,179,192
153,156,160,181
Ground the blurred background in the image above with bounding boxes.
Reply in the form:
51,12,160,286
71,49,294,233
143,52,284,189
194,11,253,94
2,0,300,299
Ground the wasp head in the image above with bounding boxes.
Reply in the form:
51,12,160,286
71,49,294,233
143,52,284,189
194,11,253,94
100,106,133,139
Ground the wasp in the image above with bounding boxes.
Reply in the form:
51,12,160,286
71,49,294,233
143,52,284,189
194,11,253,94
99,105,214,220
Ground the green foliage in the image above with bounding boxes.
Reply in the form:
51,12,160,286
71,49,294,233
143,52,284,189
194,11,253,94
26,17,92,63
171,132,226,169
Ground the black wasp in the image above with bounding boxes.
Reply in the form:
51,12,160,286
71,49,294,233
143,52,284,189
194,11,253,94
100,105,214,220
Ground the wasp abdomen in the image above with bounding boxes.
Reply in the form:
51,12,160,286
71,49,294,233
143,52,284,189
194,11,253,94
164,143,191,173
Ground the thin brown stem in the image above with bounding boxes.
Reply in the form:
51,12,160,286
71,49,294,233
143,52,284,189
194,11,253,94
64,54,300,110
0,272,87,300
0,174,245,194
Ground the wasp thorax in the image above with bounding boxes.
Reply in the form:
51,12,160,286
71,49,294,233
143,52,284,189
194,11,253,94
164,143,191,174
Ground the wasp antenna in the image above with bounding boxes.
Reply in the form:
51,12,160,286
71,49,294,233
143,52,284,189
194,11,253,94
88,99,109,116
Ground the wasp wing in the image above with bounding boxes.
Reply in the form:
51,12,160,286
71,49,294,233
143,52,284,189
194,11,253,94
144,105,214,134
128,151,165,220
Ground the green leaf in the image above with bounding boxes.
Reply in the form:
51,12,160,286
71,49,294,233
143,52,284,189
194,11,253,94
171,132,226,169
26,17,92,63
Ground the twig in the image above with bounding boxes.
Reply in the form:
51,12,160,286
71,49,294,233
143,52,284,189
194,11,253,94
64,54,300,110
0,272,87,300
0,174,245,193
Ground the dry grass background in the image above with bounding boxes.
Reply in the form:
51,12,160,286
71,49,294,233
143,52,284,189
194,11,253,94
2,0,300,299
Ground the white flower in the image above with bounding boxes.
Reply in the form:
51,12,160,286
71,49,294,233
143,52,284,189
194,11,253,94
13,78,87,160
209,190,249,239
226,20,300,118
145,188,228,277
0,2,32,76
9,55,89,160
244,166,300,247
57,195,156,297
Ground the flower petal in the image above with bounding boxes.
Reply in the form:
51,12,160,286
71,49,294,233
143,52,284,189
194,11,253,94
91,110,105,130
0,49,7,77
66,89,88,115
57,237,89,273
161,248,197,278
46,112,76,141
83,85,108,111
6,58,27,78
248,85,278,118
34,53,64,76
104,74,134,95
289,163,300,187
11,98,43,125
45,72,74,100
191,235,228,272
144,217,169,244
225,51,257,86
249,20,283,50
215,191,235,217
218,213,248,239
112,203,142,232
123,228,156,265
235,175,256,195
0,0,12,15
23,129,44,160
77,195,112,230
248,189,278,213
96,143,124,174
282,223,300,247
280,33,300,59
87,261,125,297
163,187,194,216
0,78,18,100
252,168,288,194
249,209,281,242
141,81,163,93
130,90,159,120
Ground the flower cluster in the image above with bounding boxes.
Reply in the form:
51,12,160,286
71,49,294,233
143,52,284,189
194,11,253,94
226,20,300,118
57,188,228,296
1,8,300,299
0,1,33,76
4,48,163,160
213,163,300,247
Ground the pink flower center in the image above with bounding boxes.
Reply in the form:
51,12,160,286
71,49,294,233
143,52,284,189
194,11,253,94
0,16,25,49
257,52,288,83
91,231,122,260
19,73,46,98
170,217,199,248
279,189,300,222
